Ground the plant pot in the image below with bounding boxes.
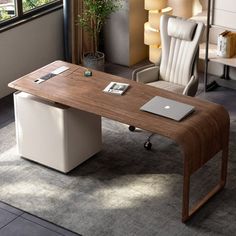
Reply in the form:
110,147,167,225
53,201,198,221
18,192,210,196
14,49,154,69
82,52,105,71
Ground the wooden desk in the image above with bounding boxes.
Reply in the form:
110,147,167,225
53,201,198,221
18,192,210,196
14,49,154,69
9,60,230,222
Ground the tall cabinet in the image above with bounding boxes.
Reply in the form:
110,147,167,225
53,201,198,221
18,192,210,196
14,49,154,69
204,0,236,90
103,0,148,66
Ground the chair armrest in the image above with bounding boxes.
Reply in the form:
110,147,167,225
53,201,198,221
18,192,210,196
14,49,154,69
132,64,155,81
135,66,160,84
183,75,199,97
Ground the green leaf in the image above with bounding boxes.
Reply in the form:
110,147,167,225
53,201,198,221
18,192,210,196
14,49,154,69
77,0,122,55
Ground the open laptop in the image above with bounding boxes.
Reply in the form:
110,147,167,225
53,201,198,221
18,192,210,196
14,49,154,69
140,96,195,121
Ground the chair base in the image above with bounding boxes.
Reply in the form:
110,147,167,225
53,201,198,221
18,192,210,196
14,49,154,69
144,141,152,150
128,125,136,132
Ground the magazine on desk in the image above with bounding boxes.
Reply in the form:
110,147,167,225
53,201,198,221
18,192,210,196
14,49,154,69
103,82,130,95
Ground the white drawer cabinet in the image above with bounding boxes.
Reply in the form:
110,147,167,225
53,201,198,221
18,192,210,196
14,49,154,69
14,92,102,173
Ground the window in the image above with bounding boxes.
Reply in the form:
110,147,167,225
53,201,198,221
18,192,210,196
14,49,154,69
23,0,58,12
0,0,62,29
0,0,15,21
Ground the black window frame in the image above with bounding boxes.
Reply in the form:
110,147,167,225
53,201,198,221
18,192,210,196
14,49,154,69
0,0,63,32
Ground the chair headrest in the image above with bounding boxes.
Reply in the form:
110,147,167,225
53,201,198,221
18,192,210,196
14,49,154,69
167,18,197,41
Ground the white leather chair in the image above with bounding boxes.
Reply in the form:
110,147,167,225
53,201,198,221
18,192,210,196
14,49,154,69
133,14,204,96
131,15,205,149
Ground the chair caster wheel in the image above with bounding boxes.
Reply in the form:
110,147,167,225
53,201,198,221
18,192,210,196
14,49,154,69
144,141,152,150
129,125,136,132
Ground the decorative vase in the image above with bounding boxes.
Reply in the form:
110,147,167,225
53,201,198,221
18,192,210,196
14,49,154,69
82,52,105,71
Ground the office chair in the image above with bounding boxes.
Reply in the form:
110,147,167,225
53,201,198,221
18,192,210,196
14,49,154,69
130,14,205,150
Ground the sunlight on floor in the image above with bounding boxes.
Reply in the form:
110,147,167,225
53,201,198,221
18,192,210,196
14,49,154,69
93,176,169,209
1,180,71,208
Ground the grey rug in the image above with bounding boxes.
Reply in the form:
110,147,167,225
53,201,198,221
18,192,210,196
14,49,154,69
0,118,236,236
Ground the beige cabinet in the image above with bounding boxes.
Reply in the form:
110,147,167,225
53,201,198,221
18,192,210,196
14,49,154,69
103,0,148,66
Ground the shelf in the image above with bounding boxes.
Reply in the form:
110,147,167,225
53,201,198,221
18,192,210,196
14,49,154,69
204,0,236,91
200,43,236,68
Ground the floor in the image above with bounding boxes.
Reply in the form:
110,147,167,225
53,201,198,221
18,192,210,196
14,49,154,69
0,201,80,236
0,63,236,235
0,93,14,129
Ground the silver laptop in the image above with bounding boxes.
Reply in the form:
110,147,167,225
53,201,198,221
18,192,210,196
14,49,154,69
140,96,195,121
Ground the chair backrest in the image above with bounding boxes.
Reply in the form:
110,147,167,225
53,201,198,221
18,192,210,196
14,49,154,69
159,15,204,86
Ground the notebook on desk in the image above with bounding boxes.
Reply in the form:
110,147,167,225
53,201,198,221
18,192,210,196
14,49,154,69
140,96,195,121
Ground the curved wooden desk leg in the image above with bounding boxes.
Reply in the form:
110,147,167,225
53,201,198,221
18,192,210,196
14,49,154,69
182,145,229,223
221,146,229,186
182,158,190,222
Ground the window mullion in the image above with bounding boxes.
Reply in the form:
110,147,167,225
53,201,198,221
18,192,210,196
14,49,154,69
17,0,23,17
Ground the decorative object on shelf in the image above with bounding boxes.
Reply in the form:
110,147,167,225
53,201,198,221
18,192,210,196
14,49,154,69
217,31,236,58
78,0,121,71
144,0,172,63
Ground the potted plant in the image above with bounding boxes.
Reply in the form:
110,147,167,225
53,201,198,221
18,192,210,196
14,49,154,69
78,0,121,71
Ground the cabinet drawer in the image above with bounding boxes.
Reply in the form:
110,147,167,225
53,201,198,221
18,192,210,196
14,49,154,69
213,9,236,30
214,0,236,12
213,0,236,29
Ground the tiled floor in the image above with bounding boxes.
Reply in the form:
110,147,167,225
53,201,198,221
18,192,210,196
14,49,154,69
0,62,236,236
0,201,80,236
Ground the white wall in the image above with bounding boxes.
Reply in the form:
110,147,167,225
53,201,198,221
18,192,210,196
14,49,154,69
0,9,64,98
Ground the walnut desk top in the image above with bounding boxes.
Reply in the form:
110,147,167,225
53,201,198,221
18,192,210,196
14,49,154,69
9,60,230,222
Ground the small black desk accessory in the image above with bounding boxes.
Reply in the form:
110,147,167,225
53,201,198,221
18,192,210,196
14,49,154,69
84,69,92,77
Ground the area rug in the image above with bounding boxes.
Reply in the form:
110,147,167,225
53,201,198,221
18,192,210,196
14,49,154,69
0,118,236,236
